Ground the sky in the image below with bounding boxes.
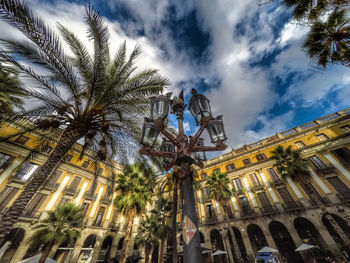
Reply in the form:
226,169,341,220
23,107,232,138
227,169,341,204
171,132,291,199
1,0,350,155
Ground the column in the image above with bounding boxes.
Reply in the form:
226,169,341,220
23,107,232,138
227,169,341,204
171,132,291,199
69,235,85,263
204,234,213,263
241,231,255,261
90,238,102,263
265,233,278,249
9,244,30,263
220,228,234,263
318,227,343,258
288,229,308,262
109,236,120,261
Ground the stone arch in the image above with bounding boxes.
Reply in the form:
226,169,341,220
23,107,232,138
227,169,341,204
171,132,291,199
269,221,303,263
114,236,125,260
77,234,97,262
1,228,25,262
210,229,225,263
322,213,350,254
294,217,327,250
97,235,113,262
247,224,267,255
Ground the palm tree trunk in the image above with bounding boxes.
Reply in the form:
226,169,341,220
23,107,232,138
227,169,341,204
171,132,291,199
120,207,137,263
144,244,150,263
172,177,178,263
222,202,243,263
0,124,84,243
300,178,350,250
148,246,154,263
39,242,54,263
158,236,166,263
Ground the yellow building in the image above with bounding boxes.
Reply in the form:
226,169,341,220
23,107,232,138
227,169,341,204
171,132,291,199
194,108,350,263
0,108,350,263
0,122,133,263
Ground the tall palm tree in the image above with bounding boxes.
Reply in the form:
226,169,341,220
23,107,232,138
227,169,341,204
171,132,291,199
303,8,350,68
135,215,159,263
0,0,169,241
27,202,83,263
151,197,172,263
282,0,330,20
0,62,24,114
114,161,156,263
270,145,350,249
205,170,243,263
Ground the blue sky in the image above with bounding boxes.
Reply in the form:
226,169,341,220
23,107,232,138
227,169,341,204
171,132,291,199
2,0,350,153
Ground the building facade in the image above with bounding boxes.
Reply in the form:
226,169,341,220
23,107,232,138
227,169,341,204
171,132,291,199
0,108,350,262
194,108,350,263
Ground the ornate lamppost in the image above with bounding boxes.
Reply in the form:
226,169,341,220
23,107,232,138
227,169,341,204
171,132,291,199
140,89,228,263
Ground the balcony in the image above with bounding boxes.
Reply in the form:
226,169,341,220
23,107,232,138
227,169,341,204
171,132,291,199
261,206,278,216
316,166,336,175
84,191,96,201
64,187,78,196
42,183,59,191
204,216,219,225
251,184,264,192
101,196,111,204
282,201,304,212
240,209,256,219
337,192,350,203
270,179,284,187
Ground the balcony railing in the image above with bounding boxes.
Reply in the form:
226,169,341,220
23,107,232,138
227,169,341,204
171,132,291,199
337,192,350,203
270,179,284,187
251,184,264,192
316,166,336,175
64,187,78,196
261,206,278,216
205,216,218,224
282,201,304,212
240,208,255,219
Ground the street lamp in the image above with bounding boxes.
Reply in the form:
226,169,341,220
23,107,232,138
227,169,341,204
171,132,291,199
140,89,228,263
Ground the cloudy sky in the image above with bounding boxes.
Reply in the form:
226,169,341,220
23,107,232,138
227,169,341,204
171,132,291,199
2,0,350,153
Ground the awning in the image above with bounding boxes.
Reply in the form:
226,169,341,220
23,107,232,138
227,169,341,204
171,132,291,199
295,243,315,252
258,246,279,253
212,250,227,256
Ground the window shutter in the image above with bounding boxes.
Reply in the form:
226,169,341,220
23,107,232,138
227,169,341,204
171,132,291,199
277,187,295,203
67,176,82,192
24,193,47,216
257,192,271,208
0,186,19,212
327,176,349,195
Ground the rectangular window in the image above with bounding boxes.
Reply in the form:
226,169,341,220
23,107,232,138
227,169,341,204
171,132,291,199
213,168,220,173
243,158,251,166
309,155,327,169
82,161,89,168
326,176,349,196
16,163,39,181
277,187,295,203
42,145,53,154
94,206,105,226
331,147,350,165
239,196,252,214
204,187,210,196
46,170,63,186
97,167,104,175
201,173,207,180
294,141,306,149
67,176,82,192
24,193,47,217
233,178,243,190
0,152,14,172
58,198,69,207
64,154,73,162
14,135,29,145
340,125,350,133
0,186,19,212
207,204,214,217
80,202,90,217
249,173,261,186
225,163,235,171
256,153,267,162
316,133,329,141
257,192,271,208
266,168,280,182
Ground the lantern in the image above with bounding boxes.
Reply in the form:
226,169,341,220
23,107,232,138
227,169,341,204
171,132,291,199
140,119,159,147
207,116,227,143
188,89,212,125
150,92,172,121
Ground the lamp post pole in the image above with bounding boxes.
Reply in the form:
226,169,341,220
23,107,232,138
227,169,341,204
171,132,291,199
140,89,228,263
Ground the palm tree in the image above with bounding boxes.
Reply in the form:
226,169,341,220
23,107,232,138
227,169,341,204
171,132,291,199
0,0,169,241
114,161,156,263
270,145,350,249
205,170,243,263
151,197,172,263
282,0,330,20
0,62,24,114
27,202,83,263
135,215,159,263
303,8,350,68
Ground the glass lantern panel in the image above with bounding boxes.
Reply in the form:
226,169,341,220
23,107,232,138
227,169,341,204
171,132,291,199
208,121,225,143
152,100,169,120
142,126,158,146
